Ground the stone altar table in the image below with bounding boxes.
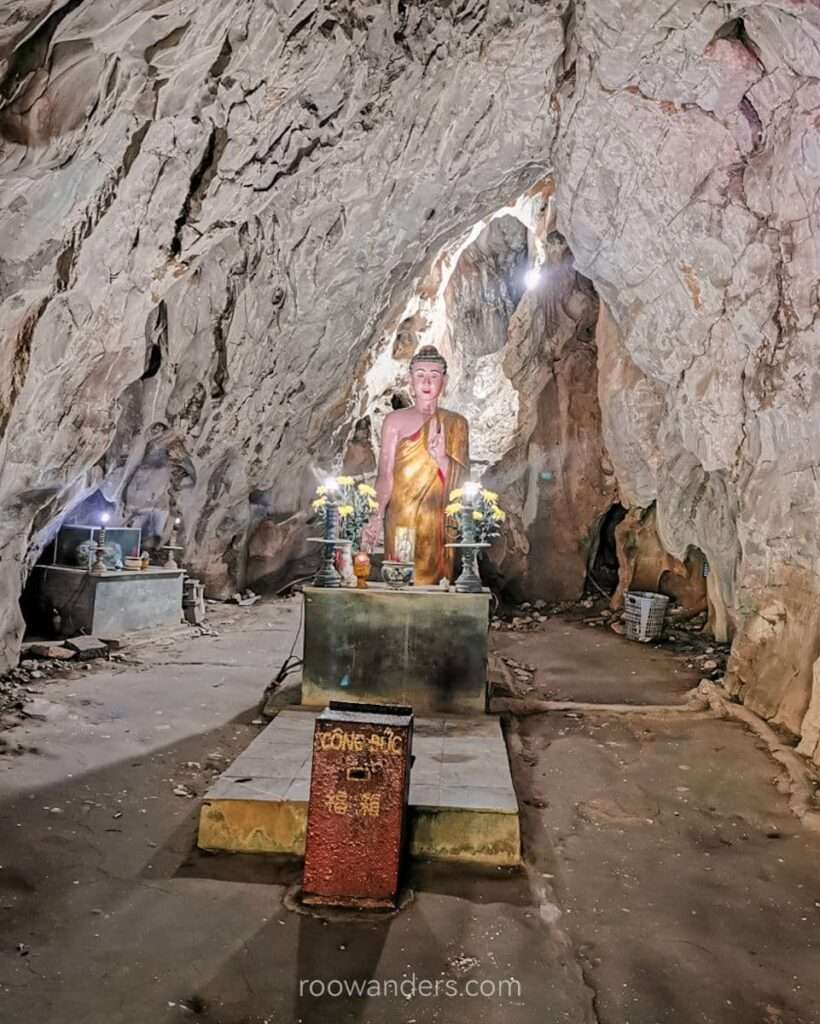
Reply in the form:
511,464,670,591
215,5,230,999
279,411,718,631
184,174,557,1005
301,583,490,715
32,565,184,637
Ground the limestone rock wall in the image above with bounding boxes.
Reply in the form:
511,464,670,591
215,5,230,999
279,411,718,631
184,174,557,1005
484,232,617,603
554,1,820,741
1,1,819,758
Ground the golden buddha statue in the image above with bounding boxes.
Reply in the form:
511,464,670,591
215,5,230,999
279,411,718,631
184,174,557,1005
361,346,470,584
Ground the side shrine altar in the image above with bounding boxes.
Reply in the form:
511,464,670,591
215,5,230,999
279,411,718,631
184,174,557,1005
31,521,184,637
198,346,521,869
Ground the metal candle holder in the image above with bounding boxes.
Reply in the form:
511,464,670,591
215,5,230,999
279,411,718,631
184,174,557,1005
310,492,342,588
91,523,108,574
452,540,487,594
446,484,487,594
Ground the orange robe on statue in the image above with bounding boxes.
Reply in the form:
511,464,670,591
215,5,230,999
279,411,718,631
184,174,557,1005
385,409,470,585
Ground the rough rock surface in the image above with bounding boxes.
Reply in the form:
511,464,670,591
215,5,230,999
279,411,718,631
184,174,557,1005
553,2,820,745
483,223,617,602
1,2,819,758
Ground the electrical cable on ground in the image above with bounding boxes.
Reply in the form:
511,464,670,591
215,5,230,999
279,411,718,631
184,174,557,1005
270,578,309,687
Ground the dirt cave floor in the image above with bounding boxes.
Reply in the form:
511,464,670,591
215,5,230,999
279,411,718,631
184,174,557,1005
1,598,819,1024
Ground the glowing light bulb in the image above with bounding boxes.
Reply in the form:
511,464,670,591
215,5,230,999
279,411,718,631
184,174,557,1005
324,476,340,492
463,481,480,498
525,267,541,290
174,517,181,526
100,512,111,524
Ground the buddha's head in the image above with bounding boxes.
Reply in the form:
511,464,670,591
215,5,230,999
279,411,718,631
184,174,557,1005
409,345,447,407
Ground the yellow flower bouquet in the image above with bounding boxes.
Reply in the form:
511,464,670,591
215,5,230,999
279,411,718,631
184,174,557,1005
310,476,378,551
446,483,505,544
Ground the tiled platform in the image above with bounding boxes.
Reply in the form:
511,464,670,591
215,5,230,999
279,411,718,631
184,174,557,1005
198,708,520,865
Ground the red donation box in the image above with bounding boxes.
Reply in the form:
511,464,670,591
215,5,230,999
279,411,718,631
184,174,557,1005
302,701,414,909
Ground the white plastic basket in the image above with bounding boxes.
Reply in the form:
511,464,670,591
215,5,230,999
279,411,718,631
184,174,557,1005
623,590,669,643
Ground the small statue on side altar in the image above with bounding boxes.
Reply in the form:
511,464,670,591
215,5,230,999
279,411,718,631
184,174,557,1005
361,345,470,585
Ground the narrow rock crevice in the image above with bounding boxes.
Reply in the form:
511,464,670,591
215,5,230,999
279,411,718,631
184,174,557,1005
208,35,232,80
145,22,190,66
711,17,765,72
187,125,228,224
170,125,222,257
141,301,167,381
210,283,237,401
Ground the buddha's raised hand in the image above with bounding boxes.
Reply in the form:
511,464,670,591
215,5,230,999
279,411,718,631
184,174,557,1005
427,416,447,466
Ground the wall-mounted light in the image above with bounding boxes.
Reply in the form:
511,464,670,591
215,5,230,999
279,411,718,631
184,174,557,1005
525,268,541,290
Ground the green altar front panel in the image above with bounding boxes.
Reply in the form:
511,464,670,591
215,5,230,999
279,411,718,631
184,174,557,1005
301,584,490,715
